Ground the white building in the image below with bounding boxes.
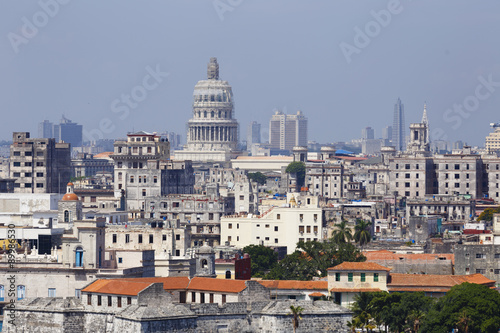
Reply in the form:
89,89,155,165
221,194,323,254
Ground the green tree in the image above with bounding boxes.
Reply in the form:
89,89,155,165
266,239,365,280
476,207,500,222
421,283,500,333
289,305,304,333
332,219,353,244
248,172,267,185
354,219,372,249
285,161,306,188
242,244,278,277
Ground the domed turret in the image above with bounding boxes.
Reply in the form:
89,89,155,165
62,182,79,201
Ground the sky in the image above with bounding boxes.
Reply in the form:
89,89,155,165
1,0,500,146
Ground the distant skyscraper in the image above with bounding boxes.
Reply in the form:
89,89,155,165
392,98,405,151
53,115,83,148
269,110,307,151
38,120,53,139
382,126,392,141
247,121,261,149
361,127,374,140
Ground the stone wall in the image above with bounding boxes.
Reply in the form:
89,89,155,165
3,298,352,333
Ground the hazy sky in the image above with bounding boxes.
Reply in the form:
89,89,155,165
1,0,500,146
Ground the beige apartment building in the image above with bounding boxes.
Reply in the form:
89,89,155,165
221,194,323,254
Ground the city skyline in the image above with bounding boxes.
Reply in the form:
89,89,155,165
1,1,500,146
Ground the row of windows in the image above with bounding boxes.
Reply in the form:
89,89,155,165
12,172,44,177
12,151,44,157
114,233,181,243
87,294,132,307
126,175,158,184
189,291,226,304
0,285,25,301
335,272,379,282
13,183,44,188
298,225,319,234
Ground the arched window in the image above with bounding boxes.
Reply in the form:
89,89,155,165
211,111,214,118
0,285,4,301
225,270,231,279
64,210,70,223
17,285,25,300
201,259,208,269
75,247,83,267
204,111,207,118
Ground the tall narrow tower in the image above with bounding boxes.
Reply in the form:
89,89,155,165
392,98,405,151
421,103,430,143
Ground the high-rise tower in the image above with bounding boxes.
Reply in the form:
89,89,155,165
269,110,307,151
392,98,405,151
175,58,240,162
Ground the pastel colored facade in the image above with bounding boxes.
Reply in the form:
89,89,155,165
328,261,496,307
327,262,390,307
221,194,323,254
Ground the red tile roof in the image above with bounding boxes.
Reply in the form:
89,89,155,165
187,277,247,293
120,277,190,290
308,292,326,297
388,273,495,289
328,262,391,272
82,279,152,296
258,280,328,290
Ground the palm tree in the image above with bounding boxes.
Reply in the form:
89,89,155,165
289,305,304,333
347,317,362,333
354,219,372,249
407,309,425,332
332,219,353,244
456,309,471,333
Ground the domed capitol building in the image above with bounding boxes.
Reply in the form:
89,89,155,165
174,58,241,162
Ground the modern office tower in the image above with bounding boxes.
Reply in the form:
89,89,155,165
175,58,240,162
392,98,406,151
38,120,53,139
246,121,261,149
53,115,83,148
382,126,392,141
361,127,375,140
10,132,71,194
269,110,308,151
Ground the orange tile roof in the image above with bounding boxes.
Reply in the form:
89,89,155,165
308,292,326,297
82,279,152,296
258,280,328,290
329,288,381,293
363,250,455,265
388,273,495,288
328,262,391,272
187,277,247,293
120,277,190,290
